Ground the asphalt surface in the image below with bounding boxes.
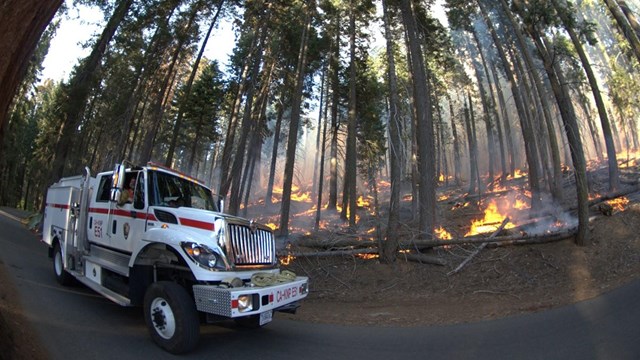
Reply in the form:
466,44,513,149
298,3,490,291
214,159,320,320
1,207,639,359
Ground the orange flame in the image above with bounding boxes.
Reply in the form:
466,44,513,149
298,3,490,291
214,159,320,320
514,198,528,210
357,195,371,208
435,226,452,240
356,253,379,260
606,197,629,212
265,223,278,230
279,254,295,266
514,169,527,179
465,200,514,236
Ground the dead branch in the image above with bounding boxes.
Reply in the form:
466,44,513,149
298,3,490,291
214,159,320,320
447,218,510,276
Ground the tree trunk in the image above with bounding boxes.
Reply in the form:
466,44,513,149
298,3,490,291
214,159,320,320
279,8,312,237
446,94,463,185
265,98,285,206
489,59,516,176
228,22,269,215
619,1,640,39
468,36,495,185
381,0,402,262
165,0,224,167
527,26,590,245
0,0,62,152
314,84,330,232
400,0,436,239
328,16,341,211
464,92,480,195
486,0,543,209
603,0,640,63
553,0,620,191
49,0,133,185
341,3,357,227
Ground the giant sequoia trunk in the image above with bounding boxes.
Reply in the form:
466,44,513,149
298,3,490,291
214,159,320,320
0,0,62,153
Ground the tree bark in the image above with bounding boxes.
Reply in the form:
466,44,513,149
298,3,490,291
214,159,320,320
400,0,436,239
279,7,312,237
553,0,620,191
0,0,62,152
603,0,640,63
341,2,358,227
381,0,402,262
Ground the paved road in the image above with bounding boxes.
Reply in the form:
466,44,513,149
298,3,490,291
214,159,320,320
1,209,639,359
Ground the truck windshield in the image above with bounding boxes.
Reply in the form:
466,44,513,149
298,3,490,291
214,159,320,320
148,170,218,212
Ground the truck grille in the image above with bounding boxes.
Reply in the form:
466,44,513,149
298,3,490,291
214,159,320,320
227,224,275,266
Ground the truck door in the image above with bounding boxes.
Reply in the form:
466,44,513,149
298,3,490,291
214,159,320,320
110,171,147,254
88,173,114,247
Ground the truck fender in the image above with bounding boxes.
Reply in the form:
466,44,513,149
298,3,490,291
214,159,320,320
129,227,207,272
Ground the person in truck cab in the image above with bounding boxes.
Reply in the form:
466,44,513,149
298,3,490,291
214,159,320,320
119,177,136,204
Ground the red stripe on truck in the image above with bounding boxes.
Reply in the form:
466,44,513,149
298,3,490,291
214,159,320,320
179,218,215,231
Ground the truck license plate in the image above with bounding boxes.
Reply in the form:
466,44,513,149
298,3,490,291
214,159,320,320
259,310,273,325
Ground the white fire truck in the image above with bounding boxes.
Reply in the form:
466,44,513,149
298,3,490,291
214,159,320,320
42,162,308,353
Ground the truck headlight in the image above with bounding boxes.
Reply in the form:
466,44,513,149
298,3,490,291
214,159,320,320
181,242,220,270
237,294,253,312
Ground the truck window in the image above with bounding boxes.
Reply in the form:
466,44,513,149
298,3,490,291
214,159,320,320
97,175,113,202
148,170,218,212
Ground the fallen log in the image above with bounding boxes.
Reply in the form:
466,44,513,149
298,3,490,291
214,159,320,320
295,235,377,249
489,228,576,247
402,226,577,249
278,248,378,258
587,186,640,207
447,218,510,276
401,252,447,266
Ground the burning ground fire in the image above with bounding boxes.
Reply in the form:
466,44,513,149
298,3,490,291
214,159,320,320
465,200,516,237
606,197,629,212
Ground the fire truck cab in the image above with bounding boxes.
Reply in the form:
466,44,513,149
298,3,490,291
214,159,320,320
42,162,308,353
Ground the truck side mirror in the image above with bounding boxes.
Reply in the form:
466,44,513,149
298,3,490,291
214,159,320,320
110,163,126,202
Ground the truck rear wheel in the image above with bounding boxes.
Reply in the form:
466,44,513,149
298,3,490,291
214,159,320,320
143,281,200,354
53,242,72,286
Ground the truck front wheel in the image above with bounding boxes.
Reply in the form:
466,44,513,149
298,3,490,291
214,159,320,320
143,281,200,354
53,242,72,286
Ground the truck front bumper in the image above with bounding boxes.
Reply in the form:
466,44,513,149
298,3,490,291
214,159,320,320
192,276,309,318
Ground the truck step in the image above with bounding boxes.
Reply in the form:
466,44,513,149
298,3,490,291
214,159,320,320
75,275,131,306
84,245,131,277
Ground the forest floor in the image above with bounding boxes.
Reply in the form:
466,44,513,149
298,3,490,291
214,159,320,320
1,160,640,358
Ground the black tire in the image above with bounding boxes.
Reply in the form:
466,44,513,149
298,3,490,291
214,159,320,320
143,281,200,354
53,242,72,286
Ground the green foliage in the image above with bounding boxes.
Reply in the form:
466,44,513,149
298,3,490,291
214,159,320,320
177,59,226,146
355,56,386,179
